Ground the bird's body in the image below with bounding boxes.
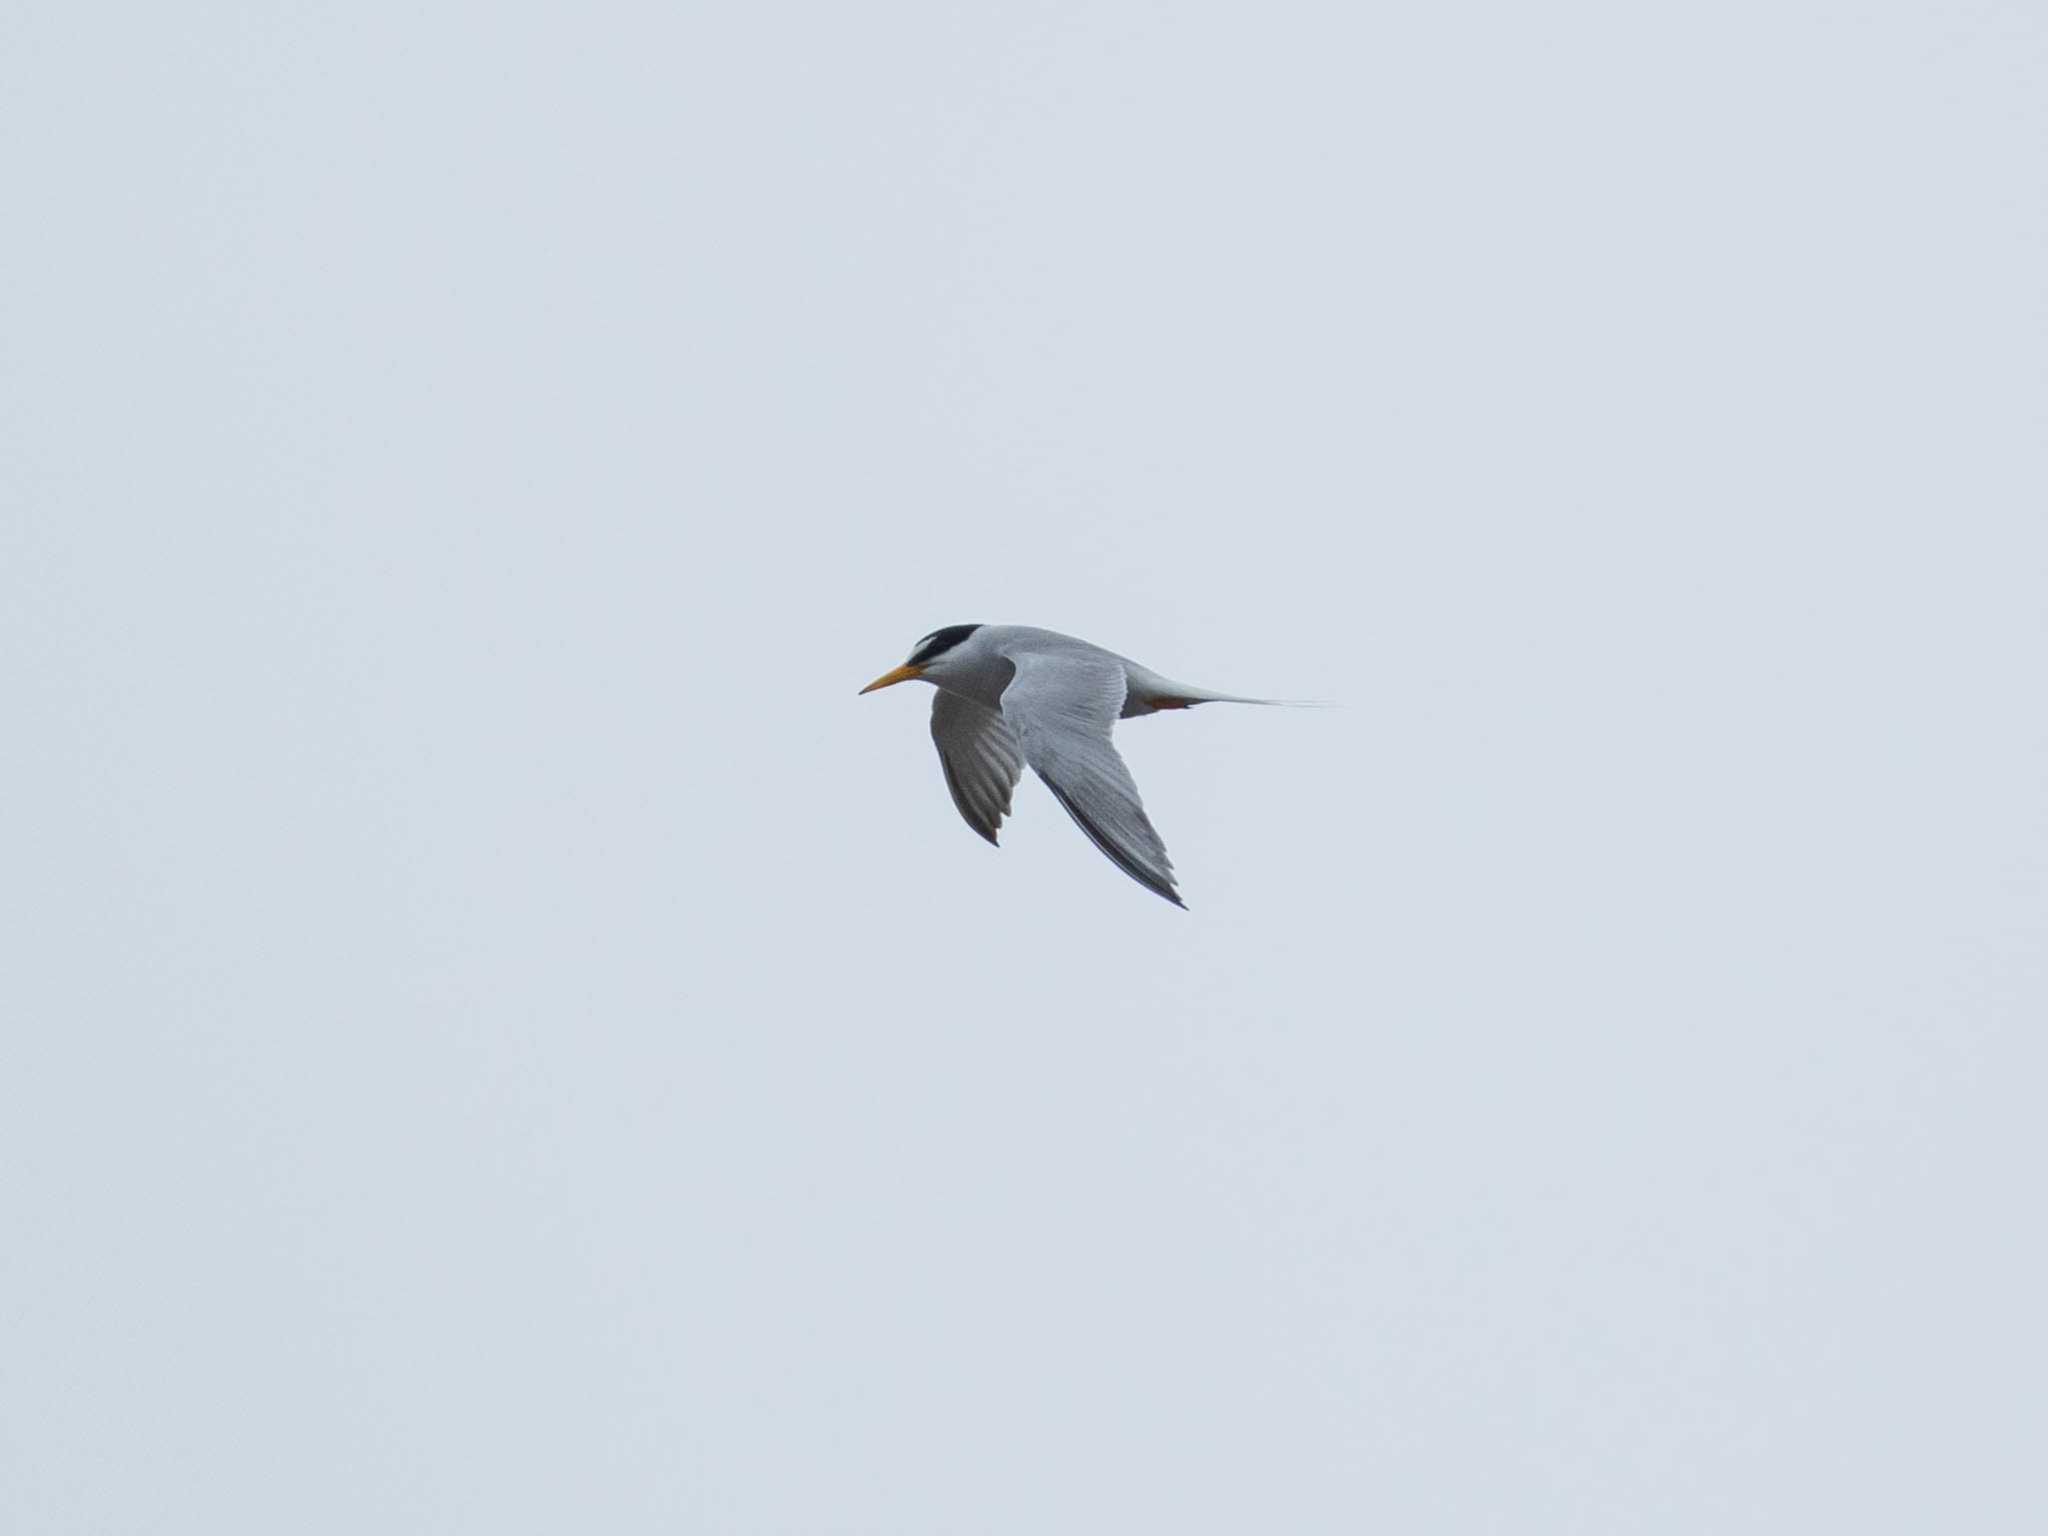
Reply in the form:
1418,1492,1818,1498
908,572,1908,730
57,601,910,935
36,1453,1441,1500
858,624,1282,908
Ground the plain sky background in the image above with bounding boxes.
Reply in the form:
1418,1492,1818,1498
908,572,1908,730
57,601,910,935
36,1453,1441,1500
5,2,2045,1530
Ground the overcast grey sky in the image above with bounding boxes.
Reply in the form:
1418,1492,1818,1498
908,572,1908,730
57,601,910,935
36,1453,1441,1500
5,2,2045,1530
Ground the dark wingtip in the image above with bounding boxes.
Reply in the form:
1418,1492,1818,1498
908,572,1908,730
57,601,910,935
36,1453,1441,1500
1043,779,1186,909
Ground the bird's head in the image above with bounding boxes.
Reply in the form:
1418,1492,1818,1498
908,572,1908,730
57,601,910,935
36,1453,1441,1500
859,624,984,694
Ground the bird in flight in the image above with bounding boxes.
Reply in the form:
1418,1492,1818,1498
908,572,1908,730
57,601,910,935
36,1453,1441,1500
859,624,1286,908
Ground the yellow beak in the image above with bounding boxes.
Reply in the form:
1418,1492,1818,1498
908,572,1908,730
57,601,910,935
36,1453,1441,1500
858,662,924,695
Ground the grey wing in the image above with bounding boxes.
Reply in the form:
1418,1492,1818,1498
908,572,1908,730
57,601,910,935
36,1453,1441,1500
999,650,1184,907
930,690,1025,846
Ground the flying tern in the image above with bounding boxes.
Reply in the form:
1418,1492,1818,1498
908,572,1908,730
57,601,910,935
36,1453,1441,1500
859,624,1284,908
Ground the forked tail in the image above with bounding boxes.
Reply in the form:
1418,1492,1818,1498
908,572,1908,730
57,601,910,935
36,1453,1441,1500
1146,686,1332,710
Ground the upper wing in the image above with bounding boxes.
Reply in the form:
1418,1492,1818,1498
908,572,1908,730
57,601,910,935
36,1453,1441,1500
930,689,1024,846
999,650,1184,907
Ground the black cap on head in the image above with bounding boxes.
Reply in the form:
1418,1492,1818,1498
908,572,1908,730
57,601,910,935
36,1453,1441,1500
909,624,981,665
